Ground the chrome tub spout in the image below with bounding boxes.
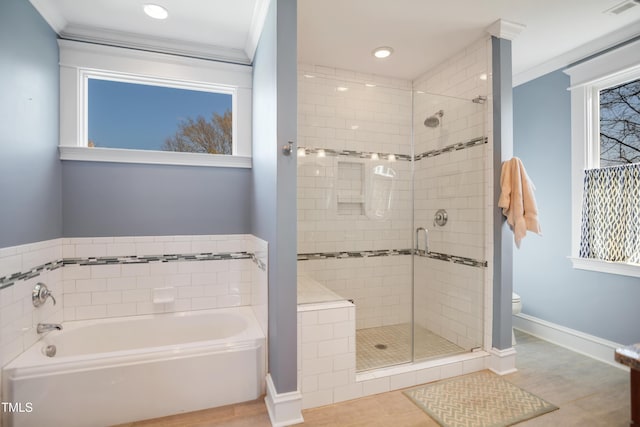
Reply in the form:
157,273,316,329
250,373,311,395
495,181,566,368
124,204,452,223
36,323,62,334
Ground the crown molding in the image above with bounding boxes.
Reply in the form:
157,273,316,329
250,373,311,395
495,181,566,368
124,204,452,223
245,0,271,61
486,19,526,41
60,24,251,65
513,22,640,87
29,0,67,33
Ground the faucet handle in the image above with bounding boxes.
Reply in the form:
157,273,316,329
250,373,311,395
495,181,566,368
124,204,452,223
32,282,56,307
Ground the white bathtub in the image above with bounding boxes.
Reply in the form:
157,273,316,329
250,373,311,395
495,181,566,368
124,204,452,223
2,306,266,427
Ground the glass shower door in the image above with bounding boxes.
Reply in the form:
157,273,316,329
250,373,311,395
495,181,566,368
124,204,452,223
412,91,487,361
296,73,414,371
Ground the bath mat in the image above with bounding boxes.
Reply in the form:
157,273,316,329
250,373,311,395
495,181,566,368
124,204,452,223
403,371,558,427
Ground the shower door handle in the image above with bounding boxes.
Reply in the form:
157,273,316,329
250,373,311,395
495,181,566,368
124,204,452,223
415,227,429,256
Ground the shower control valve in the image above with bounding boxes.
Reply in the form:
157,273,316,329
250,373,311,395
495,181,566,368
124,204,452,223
32,282,56,307
434,209,448,227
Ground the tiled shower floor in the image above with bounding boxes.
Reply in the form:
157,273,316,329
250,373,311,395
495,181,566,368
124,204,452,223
356,323,465,371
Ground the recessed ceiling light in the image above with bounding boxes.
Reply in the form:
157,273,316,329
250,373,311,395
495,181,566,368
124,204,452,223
365,83,377,88
372,47,394,59
336,86,349,92
303,74,316,78
479,73,488,81
144,4,168,20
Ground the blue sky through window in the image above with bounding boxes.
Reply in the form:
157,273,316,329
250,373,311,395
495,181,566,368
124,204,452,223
88,79,232,151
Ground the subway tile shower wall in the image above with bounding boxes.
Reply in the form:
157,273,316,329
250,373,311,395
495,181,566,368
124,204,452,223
297,37,492,349
0,235,268,368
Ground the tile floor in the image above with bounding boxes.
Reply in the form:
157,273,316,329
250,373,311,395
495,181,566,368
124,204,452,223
356,323,464,371
118,330,631,426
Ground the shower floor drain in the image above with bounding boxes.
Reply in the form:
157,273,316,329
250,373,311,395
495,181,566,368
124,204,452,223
374,344,388,350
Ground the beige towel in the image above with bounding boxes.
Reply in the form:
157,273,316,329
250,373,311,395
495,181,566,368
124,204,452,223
498,157,542,247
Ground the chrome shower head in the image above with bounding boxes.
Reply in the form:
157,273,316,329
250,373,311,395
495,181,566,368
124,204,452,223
424,110,444,128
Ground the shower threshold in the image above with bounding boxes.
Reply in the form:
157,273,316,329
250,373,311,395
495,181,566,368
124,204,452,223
356,323,466,372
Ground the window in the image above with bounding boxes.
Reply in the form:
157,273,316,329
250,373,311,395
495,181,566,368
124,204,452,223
565,38,640,277
59,40,252,168
599,78,640,167
88,78,233,155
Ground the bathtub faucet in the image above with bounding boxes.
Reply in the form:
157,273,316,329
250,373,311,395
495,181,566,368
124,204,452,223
36,323,63,334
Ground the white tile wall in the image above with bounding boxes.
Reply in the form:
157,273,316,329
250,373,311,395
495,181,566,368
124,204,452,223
0,239,64,370
414,258,484,350
298,36,494,378
250,237,268,338
61,257,253,321
412,37,493,353
297,300,489,409
297,301,356,409
298,64,412,157
297,64,414,322
414,146,487,262
0,234,268,370
298,256,411,329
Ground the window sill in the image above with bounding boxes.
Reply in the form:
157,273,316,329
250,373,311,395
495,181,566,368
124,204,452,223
569,257,640,278
59,146,251,168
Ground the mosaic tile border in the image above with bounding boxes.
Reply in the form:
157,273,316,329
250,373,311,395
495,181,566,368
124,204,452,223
416,250,488,268
298,249,413,261
415,136,487,161
300,147,412,162
298,249,487,268
299,136,486,163
0,251,266,290
0,260,65,290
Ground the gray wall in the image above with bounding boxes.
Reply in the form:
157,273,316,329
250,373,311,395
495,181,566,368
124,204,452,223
251,0,298,393
62,161,251,236
513,70,640,344
492,37,515,350
0,0,62,248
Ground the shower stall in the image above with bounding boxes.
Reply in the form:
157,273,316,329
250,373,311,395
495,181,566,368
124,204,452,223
297,67,488,372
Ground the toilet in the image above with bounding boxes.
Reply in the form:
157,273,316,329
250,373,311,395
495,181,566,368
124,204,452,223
512,292,522,345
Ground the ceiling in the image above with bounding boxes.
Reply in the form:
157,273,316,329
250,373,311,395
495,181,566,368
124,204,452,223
31,0,640,85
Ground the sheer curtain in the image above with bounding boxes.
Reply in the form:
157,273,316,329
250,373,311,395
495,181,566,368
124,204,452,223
579,163,640,264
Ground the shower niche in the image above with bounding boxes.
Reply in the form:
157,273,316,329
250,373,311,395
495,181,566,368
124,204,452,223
336,160,396,219
336,160,365,216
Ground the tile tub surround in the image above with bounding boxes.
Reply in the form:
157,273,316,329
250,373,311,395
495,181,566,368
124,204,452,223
0,239,64,371
0,234,268,370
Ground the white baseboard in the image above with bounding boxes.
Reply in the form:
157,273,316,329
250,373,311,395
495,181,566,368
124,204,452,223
489,347,517,375
513,313,626,370
264,374,304,427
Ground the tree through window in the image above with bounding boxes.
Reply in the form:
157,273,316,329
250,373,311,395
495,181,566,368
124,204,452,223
599,78,640,167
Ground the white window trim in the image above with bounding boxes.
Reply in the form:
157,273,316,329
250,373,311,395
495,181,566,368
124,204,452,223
564,38,640,278
58,39,252,168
